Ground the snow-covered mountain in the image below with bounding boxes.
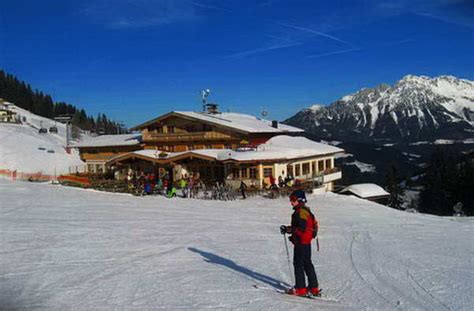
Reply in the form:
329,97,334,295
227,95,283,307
285,75,474,142
0,102,84,176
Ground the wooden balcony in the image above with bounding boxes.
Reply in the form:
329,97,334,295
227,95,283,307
143,131,234,142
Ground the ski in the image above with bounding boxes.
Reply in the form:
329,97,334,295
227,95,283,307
252,284,338,302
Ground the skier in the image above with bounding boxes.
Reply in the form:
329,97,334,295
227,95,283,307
239,180,247,199
280,190,319,297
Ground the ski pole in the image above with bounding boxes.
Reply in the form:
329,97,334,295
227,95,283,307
283,233,294,286
316,236,320,252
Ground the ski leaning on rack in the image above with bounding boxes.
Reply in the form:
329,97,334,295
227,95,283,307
252,284,338,302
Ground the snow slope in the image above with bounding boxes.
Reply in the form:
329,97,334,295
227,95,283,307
0,180,472,310
0,103,84,175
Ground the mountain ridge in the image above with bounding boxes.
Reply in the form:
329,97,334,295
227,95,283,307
284,74,474,143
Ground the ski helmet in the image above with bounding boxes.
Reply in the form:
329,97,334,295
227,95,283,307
289,189,307,203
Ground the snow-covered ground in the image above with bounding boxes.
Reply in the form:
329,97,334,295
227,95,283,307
1,180,472,310
0,103,84,175
346,160,377,173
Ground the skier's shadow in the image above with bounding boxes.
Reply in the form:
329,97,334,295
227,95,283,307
188,247,290,290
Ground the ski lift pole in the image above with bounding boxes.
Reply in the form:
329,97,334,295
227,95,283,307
66,121,69,149
283,233,294,286
56,115,73,154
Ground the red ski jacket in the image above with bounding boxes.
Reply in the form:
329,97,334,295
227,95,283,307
291,204,318,245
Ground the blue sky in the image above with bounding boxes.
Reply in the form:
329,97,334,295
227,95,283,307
1,0,473,127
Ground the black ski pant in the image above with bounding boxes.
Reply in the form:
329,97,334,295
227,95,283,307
293,243,318,289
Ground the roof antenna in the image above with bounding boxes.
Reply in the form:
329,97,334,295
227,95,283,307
201,89,210,112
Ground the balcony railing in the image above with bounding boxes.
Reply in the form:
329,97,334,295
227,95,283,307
322,169,342,183
143,131,233,142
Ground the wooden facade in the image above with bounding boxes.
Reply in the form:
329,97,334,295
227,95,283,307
135,114,276,151
77,145,142,173
79,145,141,162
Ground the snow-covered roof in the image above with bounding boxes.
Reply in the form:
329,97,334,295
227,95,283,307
131,111,304,133
73,134,142,148
218,135,343,161
107,135,343,164
340,183,389,198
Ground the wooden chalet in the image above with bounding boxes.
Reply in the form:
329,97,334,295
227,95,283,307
74,107,344,191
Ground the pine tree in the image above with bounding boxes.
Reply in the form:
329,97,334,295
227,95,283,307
453,153,474,216
419,148,457,216
385,163,405,209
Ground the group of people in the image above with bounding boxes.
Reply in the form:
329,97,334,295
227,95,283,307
271,175,297,189
126,171,203,198
177,175,204,198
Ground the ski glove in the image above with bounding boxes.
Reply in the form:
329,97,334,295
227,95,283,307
280,225,291,235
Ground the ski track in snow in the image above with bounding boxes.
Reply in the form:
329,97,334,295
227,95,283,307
0,180,473,310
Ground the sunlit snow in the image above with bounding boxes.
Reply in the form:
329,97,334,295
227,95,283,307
1,180,472,310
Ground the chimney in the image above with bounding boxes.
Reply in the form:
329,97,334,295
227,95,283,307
272,120,278,129
206,103,219,114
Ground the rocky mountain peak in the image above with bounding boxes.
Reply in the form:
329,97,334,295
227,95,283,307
284,74,474,143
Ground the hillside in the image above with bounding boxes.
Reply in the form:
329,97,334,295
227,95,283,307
0,70,125,134
0,102,84,176
0,179,472,310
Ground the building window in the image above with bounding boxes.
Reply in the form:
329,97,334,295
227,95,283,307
232,168,240,179
318,160,324,172
295,164,301,176
185,125,196,132
325,159,332,170
187,145,195,150
249,168,257,178
87,164,94,173
241,168,248,178
311,161,316,174
287,165,293,177
263,167,273,177
167,126,174,133
302,163,310,175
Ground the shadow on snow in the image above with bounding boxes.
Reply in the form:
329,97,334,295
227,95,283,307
188,247,290,290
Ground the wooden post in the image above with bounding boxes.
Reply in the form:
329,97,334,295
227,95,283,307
258,163,263,189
